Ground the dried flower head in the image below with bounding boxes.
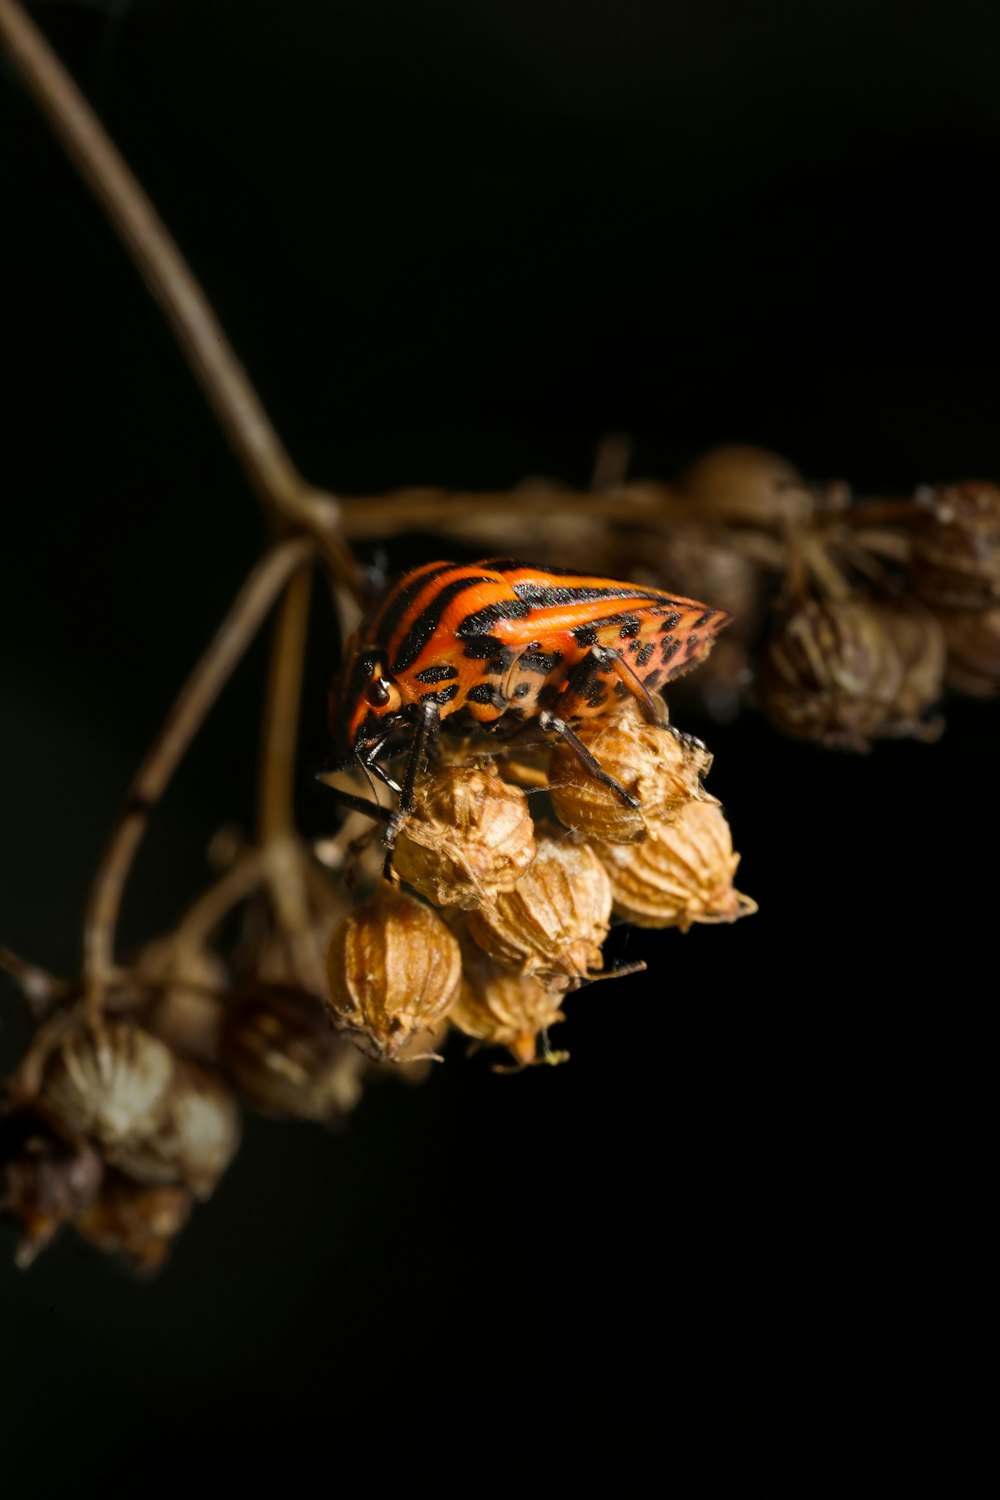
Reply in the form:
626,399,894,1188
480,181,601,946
465,829,612,983
911,480,1000,611
548,706,715,844
108,1062,242,1200
392,762,536,907
324,884,462,1061
0,1114,104,1268
72,1172,193,1277
675,444,812,528
222,984,365,1121
450,935,567,1067
937,606,1000,697
36,1021,176,1148
134,938,227,1062
594,799,755,931
758,595,943,750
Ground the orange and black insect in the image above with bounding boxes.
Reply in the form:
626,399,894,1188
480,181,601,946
324,559,730,836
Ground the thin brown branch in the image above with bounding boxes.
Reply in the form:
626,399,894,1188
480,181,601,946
0,0,363,601
336,482,689,540
82,535,314,1022
258,564,314,846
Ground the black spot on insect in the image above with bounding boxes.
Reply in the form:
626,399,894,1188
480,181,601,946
573,624,599,647
585,689,609,709
519,649,564,675
467,682,507,708
684,633,702,657
646,670,663,689
635,642,655,668
658,613,682,632
457,599,532,635
513,681,532,698
462,634,505,660
694,611,716,629
420,683,460,706
661,637,681,662
613,681,629,697
414,664,458,684
619,617,640,640
486,647,516,676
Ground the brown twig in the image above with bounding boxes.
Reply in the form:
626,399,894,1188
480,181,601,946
0,0,362,600
82,535,314,1023
336,482,689,540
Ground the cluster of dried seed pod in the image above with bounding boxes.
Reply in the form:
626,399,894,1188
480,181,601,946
322,703,755,1069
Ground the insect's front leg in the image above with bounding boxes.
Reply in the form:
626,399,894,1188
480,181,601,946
381,701,442,880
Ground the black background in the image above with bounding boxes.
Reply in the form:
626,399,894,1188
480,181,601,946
1,3,998,1496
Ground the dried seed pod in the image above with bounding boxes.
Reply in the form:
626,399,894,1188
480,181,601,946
108,1063,242,1199
594,800,757,932
548,706,715,844
134,939,227,1062
392,762,537,908
877,599,946,737
0,1114,103,1269
674,444,812,528
937,606,1000,696
450,935,567,1067
758,596,920,751
72,1172,193,1277
222,984,365,1121
325,884,462,1061
911,481,1000,610
37,1021,176,1147
465,829,612,983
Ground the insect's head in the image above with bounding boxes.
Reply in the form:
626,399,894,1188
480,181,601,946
327,645,406,770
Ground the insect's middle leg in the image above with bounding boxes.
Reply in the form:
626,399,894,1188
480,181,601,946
537,709,640,808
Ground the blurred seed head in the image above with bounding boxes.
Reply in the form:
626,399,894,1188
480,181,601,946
936,605,1000,697
0,1114,104,1268
911,480,1000,610
450,934,567,1067
72,1172,193,1278
222,984,365,1121
37,1021,176,1148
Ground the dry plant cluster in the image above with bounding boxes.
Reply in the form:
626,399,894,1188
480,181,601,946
1,0,997,1276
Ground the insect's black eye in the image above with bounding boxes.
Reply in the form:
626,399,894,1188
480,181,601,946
366,678,391,708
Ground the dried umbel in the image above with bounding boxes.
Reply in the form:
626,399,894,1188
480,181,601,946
937,606,1000,697
674,444,812,528
877,599,947,735
465,829,612,983
72,1172,193,1277
134,938,227,1062
109,1062,242,1200
325,884,462,1061
222,984,365,1121
758,595,943,751
594,799,756,932
0,1115,104,1268
36,1021,176,1147
548,707,715,844
911,481,1000,611
450,937,567,1067
392,762,536,908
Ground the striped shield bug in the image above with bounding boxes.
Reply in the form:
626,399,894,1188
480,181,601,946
322,559,731,842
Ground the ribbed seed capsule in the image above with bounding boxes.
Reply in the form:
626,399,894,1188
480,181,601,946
72,1172,193,1277
674,444,811,528
450,936,567,1067
37,1022,175,1147
759,596,935,751
465,830,612,983
325,884,462,1060
548,705,715,844
222,985,365,1121
911,481,1000,610
108,1063,242,1200
392,762,536,907
594,800,756,932
937,606,1000,696
878,600,946,737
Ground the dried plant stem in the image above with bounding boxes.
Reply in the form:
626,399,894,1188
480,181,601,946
82,535,314,1023
0,0,362,598
336,482,690,540
0,947,69,1017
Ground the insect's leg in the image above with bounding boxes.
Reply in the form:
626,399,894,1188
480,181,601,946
397,701,441,820
314,780,396,826
568,644,707,753
537,709,640,809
